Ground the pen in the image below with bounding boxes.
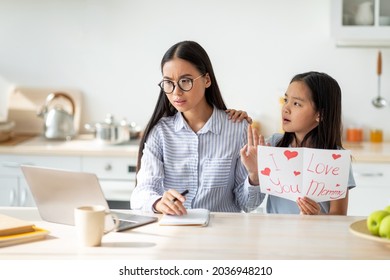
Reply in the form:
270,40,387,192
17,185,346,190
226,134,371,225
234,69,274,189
172,189,189,203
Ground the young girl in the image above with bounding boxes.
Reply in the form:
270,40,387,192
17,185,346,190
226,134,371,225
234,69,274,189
131,41,262,215
241,71,356,215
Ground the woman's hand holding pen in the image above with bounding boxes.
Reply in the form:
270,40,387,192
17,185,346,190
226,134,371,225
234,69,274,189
240,124,265,186
155,189,188,216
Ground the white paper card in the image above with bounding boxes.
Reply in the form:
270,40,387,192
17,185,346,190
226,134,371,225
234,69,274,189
257,146,351,202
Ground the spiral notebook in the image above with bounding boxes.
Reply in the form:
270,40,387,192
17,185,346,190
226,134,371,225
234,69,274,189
159,209,210,226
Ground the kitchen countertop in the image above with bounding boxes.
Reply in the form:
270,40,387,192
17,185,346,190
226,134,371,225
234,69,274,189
343,141,390,163
0,134,140,157
1,135,390,162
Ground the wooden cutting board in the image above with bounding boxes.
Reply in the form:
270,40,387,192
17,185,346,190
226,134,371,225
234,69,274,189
7,86,82,134
0,134,36,146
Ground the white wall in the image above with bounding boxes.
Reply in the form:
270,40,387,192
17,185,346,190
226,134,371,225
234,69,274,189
0,0,389,141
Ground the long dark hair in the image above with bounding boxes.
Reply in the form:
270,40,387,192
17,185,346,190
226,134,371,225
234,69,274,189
136,41,227,175
277,71,343,149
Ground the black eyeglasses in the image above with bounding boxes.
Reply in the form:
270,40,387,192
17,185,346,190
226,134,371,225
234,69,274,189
158,74,205,94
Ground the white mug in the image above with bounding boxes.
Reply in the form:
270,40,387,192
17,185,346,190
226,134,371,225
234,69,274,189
74,205,119,247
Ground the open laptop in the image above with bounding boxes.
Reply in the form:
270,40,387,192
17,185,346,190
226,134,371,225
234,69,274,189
21,165,157,231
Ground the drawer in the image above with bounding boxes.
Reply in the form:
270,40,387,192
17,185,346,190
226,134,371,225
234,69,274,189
348,162,390,216
0,155,81,176
99,180,134,201
81,156,137,180
352,162,390,188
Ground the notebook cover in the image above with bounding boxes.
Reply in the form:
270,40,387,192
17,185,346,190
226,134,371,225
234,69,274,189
0,227,49,247
0,214,35,236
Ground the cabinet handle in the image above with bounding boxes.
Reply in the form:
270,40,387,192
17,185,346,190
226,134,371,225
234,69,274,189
354,172,384,177
104,164,112,171
128,165,136,173
20,188,27,206
9,188,16,206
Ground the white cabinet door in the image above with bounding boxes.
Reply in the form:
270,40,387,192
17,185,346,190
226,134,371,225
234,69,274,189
0,177,18,206
81,156,136,180
81,156,137,208
99,180,133,202
0,155,81,207
19,179,36,207
331,0,390,46
348,163,390,216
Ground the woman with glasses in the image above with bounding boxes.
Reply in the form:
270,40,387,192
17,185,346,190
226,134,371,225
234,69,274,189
130,41,262,215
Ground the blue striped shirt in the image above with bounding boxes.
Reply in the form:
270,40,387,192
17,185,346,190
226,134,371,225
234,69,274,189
131,108,262,212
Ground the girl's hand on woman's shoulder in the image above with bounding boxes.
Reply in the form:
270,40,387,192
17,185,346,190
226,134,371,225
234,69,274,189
225,109,252,123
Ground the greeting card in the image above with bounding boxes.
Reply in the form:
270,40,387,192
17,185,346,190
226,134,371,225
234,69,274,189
258,146,351,202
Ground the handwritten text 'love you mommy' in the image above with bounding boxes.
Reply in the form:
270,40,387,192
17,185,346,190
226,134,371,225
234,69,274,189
258,147,351,202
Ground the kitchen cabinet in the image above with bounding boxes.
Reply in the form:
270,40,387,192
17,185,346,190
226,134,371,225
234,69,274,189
0,155,81,207
348,162,390,216
81,156,137,209
0,177,18,206
0,177,36,207
0,153,136,209
331,0,390,47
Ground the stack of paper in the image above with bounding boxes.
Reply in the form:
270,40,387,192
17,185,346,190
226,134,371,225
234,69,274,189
159,209,210,226
0,214,49,247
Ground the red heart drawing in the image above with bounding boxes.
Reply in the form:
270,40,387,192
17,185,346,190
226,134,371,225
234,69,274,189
284,150,298,160
293,171,301,176
332,154,341,160
261,167,271,176
266,188,271,191
336,184,340,187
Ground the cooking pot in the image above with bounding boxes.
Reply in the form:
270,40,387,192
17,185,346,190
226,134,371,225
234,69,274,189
38,92,76,140
85,114,141,145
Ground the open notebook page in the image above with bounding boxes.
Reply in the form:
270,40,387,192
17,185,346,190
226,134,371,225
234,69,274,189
159,209,210,226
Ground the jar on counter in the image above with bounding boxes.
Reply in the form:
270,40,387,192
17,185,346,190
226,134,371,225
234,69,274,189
346,127,363,142
370,129,383,143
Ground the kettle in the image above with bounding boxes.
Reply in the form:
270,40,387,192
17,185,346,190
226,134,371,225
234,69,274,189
38,92,76,140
